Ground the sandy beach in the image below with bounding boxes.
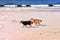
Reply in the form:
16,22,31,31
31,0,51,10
0,7,60,40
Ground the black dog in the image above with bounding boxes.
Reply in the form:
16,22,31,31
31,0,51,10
20,21,33,27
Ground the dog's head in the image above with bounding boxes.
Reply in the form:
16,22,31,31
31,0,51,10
40,20,42,22
20,21,23,23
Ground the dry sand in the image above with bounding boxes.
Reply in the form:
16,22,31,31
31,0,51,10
0,7,60,40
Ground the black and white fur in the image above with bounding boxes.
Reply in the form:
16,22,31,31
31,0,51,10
20,21,33,27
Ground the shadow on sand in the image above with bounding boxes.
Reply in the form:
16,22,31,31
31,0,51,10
22,24,46,28
38,24,46,26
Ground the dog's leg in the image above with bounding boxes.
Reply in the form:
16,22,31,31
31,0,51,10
34,21,37,25
38,22,40,25
30,25,31,27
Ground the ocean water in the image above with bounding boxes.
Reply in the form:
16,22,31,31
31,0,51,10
0,0,60,5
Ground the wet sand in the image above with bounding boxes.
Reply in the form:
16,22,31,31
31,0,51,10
0,7,60,40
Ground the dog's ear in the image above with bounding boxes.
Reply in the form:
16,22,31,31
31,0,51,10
31,18,33,19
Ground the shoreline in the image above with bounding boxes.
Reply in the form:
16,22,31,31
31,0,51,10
0,7,60,12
